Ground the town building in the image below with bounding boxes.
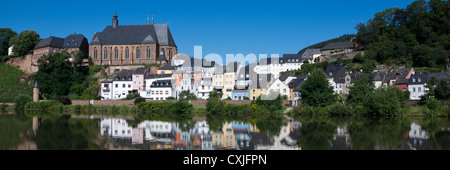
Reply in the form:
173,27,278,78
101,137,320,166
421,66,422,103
321,41,355,56
144,74,172,99
249,74,272,100
299,48,322,64
149,80,173,100
112,69,134,100
254,54,303,79
231,90,250,100
89,14,177,66
132,67,150,96
223,62,241,99
100,79,113,100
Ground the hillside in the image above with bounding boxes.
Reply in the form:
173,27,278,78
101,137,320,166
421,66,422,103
298,34,356,54
0,63,33,102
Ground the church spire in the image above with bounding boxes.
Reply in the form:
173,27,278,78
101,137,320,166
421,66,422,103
152,13,154,24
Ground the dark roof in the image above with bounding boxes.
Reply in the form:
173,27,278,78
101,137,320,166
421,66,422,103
289,77,306,92
101,80,113,83
236,64,256,80
249,74,272,89
321,41,355,50
299,49,321,59
214,66,226,74
372,72,384,81
408,74,428,85
34,36,64,49
156,55,167,61
159,64,176,70
325,65,346,78
151,80,172,88
145,74,172,79
428,72,450,81
226,62,241,73
33,81,39,88
113,69,134,81
394,79,409,85
384,68,413,83
133,67,149,75
282,54,303,63
64,33,87,48
90,23,176,47
279,72,296,81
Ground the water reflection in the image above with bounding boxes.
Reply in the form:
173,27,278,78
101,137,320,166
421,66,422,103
1,113,449,150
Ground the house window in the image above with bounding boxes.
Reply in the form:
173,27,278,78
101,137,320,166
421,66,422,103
115,84,118,88
123,84,125,88
283,89,286,93
418,87,422,92
103,47,108,59
253,90,255,94
136,47,140,59
146,46,151,59
156,91,159,95
125,47,129,59
160,48,165,56
128,84,131,88
152,91,155,95
93,47,98,59
413,87,416,92
166,90,169,95
114,47,118,59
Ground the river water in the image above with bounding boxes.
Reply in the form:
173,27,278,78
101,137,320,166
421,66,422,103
1,111,448,150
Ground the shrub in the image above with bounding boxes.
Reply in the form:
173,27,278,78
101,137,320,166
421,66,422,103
55,96,72,105
14,94,32,112
134,97,146,105
328,104,355,116
25,100,63,110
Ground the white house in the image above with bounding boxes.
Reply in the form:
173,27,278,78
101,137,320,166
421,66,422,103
268,79,291,99
150,80,173,100
100,119,132,139
112,69,134,100
144,74,172,99
408,74,428,100
254,54,303,79
100,79,113,100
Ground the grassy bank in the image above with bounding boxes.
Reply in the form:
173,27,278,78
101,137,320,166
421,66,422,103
0,63,33,102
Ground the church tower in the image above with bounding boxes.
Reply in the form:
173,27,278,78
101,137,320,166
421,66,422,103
33,81,39,102
112,14,118,28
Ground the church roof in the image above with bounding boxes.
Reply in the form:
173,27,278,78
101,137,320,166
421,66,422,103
64,33,87,48
90,24,176,47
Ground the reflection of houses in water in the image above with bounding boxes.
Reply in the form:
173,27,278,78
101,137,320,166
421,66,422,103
138,121,173,141
232,121,253,150
407,123,430,150
255,120,301,150
212,122,236,149
331,125,351,150
101,119,132,139
196,121,213,150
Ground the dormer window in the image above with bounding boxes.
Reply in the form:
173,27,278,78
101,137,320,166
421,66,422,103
413,79,416,82
418,78,421,82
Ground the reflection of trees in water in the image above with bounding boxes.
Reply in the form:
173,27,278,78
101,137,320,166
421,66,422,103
0,115,32,149
297,121,336,150
420,118,450,150
255,116,283,137
348,118,411,150
35,116,100,150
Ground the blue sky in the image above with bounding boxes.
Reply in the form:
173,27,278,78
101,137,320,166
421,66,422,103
1,0,416,61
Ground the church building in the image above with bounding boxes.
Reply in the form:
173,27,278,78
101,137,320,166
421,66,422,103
89,14,178,66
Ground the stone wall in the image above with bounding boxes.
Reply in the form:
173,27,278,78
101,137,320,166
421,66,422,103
71,99,291,107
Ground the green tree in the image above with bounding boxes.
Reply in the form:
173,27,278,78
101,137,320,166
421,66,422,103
434,79,449,101
365,85,408,116
8,30,40,57
300,68,336,107
298,121,336,150
347,74,375,106
35,51,73,96
178,90,197,101
0,28,17,56
206,91,225,115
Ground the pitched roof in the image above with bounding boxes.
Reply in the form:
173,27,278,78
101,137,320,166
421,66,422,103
151,80,172,88
159,64,176,70
299,49,322,59
90,24,176,47
282,54,303,63
226,62,241,73
408,74,429,85
64,33,87,48
383,68,413,83
325,65,346,78
145,74,172,79
321,41,355,50
289,77,306,92
113,69,134,81
279,72,296,81
34,36,64,49
249,74,272,89
428,72,450,81
394,79,409,85
133,67,149,75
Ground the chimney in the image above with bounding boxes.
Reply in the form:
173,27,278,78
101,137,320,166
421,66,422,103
112,14,118,28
